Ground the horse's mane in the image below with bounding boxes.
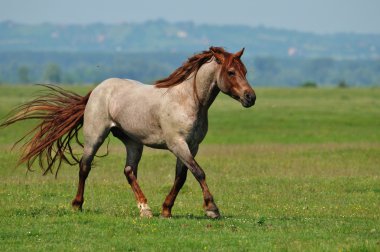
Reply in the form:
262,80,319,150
155,47,227,88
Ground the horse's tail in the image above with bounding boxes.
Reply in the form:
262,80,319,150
0,85,92,176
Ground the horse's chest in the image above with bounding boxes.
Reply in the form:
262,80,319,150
161,108,208,146
186,115,208,145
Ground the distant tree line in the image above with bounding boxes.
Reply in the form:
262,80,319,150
2,20,380,59
0,52,379,86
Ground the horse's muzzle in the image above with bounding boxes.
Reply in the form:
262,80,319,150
241,91,256,108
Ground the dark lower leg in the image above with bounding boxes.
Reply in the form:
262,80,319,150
189,160,220,218
162,170,187,217
171,142,219,218
72,162,90,210
200,181,219,215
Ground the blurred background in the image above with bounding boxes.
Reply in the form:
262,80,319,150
0,0,379,87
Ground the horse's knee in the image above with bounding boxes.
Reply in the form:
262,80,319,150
192,168,205,181
187,160,206,181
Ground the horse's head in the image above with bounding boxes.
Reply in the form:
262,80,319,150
211,47,256,108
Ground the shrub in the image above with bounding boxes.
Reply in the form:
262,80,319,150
301,81,318,88
338,80,349,88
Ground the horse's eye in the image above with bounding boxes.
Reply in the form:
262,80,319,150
228,70,236,77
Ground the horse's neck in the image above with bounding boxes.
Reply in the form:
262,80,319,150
179,61,220,110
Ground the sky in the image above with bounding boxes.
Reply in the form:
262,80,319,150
0,0,379,34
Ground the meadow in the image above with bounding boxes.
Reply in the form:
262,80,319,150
0,85,379,251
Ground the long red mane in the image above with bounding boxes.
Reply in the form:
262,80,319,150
155,47,225,88
155,47,247,93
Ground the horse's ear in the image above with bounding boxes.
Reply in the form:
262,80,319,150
234,47,245,59
210,47,224,64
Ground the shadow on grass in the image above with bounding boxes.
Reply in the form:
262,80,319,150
11,204,239,221
154,213,234,220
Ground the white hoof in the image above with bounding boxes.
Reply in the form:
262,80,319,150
138,203,153,218
206,210,221,219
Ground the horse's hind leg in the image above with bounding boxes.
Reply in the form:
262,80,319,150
111,128,152,218
72,124,110,210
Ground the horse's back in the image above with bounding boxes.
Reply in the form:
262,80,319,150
88,77,159,111
84,78,166,146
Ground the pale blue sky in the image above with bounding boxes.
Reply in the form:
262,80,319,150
0,0,379,34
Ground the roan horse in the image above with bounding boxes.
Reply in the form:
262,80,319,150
0,47,256,218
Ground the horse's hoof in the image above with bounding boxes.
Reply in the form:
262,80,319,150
160,211,172,218
160,214,172,219
160,208,172,219
206,210,221,219
138,203,153,218
71,199,83,211
140,209,153,218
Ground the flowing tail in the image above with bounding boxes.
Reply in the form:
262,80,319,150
0,85,92,176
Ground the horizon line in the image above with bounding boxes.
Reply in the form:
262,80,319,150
1,18,379,36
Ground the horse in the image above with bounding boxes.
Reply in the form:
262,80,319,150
0,46,256,218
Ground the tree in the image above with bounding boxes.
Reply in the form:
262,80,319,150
18,65,30,83
338,80,349,88
300,81,317,88
44,63,61,83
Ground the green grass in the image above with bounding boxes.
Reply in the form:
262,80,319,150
0,85,379,251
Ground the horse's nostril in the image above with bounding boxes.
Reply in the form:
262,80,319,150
243,91,256,107
244,93,251,100
244,92,254,102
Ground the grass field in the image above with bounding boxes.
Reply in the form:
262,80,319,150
0,85,379,251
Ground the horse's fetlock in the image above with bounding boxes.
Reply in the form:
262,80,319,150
72,198,84,210
162,202,173,211
161,209,172,218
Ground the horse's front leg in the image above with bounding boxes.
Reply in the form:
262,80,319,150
161,158,188,218
169,140,220,219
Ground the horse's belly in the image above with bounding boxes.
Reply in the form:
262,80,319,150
139,133,167,149
119,122,167,148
